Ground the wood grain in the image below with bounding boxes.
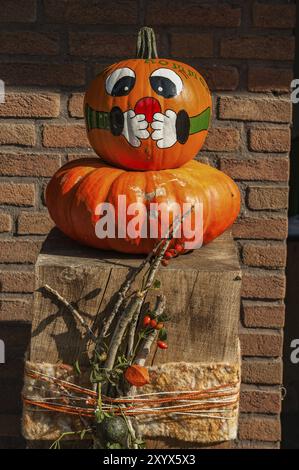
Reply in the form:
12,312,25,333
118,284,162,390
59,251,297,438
30,229,241,365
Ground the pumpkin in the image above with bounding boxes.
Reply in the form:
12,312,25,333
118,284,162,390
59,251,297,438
124,365,150,387
84,27,211,171
45,158,240,254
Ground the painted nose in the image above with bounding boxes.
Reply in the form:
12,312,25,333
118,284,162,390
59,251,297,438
134,97,161,123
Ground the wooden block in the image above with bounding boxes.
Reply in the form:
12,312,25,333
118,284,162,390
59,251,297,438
24,228,242,447
30,229,241,365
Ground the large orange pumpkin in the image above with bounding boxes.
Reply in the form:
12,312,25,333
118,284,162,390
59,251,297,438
84,27,211,171
46,158,240,255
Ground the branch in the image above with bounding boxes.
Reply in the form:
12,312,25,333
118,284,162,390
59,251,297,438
43,284,97,343
135,295,166,366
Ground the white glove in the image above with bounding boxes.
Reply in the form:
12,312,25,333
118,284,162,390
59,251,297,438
122,110,149,147
151,110,177,149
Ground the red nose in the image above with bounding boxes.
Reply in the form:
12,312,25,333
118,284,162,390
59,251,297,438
134,97,161,123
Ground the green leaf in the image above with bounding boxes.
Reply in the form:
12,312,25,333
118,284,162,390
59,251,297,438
74,360,81,375
106,442,123,449
158,328,167,341
95,409,105,424
158,313,170,322
153,279,161,289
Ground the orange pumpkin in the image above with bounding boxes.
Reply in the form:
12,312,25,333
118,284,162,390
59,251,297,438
84,27,211,171
46,158,240,254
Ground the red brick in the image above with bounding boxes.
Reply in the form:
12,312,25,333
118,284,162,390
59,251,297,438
241,271,286,300
67,153,94,161
0,63,85,87
0,269,35,293
249,128,291,152
219,96,291,123
221,36,294,61
68,93,84,118
242,359,282,385
253,4,296,29
240,387,281,414
239,416,281,442
146,2,241,27
0,124,35,146
18,211,54,235
242,243,287,269
0,0,36,22
200,66,239,91
0,93,60,118
0,212,12,233
240,330,283,357
233,216,288,240
67,153,95,162
234,441,279,449
0,32,59,55
0,298,32,322
247,185,288,210
43,124,89,148
203,127,240,152
0,153,61,177
0,240,41,264
248,67,293,93
220,157,289,182
44,0,137,24
69,33,135,57
171,33,213,58
242,301,285,328
0,182,35,206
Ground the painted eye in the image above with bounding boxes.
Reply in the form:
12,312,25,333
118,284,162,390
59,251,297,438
106,67,136,96
150,68,183,98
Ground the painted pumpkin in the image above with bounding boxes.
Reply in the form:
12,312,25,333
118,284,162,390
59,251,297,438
84,27,211,171
46,158,240,255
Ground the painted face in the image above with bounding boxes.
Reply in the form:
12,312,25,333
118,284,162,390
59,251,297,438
84,58,212,171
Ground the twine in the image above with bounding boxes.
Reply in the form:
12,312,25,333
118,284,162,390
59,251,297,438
23,367,239,421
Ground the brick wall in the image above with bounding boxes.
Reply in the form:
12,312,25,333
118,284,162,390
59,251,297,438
0,0,294,449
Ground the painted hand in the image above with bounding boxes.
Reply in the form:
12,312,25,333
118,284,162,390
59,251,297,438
151,110,177,148
122,110,149,147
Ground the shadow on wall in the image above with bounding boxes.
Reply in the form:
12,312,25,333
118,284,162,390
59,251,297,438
0,323,30,449
282,238,299,449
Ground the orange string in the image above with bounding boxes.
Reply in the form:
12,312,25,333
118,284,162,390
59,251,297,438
24,367,239,418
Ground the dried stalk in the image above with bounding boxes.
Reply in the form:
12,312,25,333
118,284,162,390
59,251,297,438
43,284,97,342
96,237,166,347
103,207,193,372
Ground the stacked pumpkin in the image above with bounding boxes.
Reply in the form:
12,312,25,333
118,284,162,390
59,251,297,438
46,28,240,255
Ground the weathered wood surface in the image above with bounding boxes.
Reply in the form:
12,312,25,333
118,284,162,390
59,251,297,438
30,229,241,367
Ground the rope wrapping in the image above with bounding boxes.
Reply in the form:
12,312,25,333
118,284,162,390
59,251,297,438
22,360,240,443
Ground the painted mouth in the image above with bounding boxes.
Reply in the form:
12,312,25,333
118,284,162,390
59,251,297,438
134,97,161,123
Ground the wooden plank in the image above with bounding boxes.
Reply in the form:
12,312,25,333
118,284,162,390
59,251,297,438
30,229,241,365
30,263,112,364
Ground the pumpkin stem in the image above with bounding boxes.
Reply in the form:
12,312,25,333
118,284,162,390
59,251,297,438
136,27,158,59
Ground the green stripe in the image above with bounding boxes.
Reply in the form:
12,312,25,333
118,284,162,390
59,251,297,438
84,104,110,131
189,107,211,135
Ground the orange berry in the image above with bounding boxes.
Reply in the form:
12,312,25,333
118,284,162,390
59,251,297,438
175,244,183,253
157,340,168,349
